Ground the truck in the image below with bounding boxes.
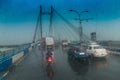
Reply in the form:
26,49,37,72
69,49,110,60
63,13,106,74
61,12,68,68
40,37,54,49
46,37,54,46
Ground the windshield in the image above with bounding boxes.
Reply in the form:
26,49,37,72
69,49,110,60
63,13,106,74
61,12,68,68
1,0,120,80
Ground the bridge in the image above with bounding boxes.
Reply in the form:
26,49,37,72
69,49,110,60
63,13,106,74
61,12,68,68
0,6,120,80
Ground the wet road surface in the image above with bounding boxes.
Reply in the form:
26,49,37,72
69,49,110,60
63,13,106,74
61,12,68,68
4,46,120,80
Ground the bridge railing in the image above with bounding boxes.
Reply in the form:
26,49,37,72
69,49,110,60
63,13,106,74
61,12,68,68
0,46,32,72
103,46,120,55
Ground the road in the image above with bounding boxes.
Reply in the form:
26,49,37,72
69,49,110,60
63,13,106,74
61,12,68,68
4,46,120,80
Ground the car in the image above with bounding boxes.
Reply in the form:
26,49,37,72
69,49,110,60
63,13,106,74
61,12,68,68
37,43,41,46
68,46,89,61
86,43,108,58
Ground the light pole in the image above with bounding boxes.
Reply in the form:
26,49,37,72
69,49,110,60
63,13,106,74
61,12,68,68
69,9,88,43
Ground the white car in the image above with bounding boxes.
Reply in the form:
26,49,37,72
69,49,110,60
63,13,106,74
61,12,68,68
86,44,108,58
37,43,41,46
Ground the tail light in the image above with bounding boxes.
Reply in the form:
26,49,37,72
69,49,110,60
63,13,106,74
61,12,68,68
94,51,98,55
48,57,52,62
74,50,77,54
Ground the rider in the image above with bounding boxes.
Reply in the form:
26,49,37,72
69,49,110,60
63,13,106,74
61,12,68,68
46,50,53,57
46,49,54,62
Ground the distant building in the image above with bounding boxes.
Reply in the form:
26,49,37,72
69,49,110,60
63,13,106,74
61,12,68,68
91,32,96,41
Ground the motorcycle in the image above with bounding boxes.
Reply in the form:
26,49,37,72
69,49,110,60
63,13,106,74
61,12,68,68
46,50,54,65
46,51,54,79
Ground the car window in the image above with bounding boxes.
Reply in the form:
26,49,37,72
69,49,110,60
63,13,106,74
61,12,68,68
74,48,80,52
94,46,103,49
89,47,92,50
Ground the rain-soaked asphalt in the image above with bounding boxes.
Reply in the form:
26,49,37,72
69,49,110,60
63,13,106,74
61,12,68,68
4,46,120,80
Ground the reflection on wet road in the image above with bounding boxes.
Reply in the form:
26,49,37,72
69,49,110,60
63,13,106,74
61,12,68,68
46,64,54,80
4,46,120,80
68,55,89,77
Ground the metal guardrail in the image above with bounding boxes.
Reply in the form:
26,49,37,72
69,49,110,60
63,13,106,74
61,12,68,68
103,46,120,56
110,51,120,55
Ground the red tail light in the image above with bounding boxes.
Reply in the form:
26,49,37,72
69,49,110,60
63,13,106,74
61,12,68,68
94,51,98,55
48,57,52,62
74,50,77,54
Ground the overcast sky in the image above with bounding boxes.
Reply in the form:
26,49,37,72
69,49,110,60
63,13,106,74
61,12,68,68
0,0,120,45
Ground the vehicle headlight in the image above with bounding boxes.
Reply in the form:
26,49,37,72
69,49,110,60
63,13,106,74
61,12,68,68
79,52,85,55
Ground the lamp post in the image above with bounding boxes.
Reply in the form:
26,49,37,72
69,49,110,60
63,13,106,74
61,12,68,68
69,9,88,43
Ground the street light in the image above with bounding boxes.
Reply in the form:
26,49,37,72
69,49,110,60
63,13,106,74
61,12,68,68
69,9,88,43
69,9,88,20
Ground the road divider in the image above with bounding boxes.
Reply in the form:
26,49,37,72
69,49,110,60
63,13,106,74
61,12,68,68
0,46,33,79
12,51,24,64
110,51,120,56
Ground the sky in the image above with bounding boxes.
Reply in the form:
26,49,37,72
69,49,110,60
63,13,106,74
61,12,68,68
0,0,120,45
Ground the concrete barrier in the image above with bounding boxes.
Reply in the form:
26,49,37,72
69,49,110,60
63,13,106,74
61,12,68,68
23,48,29,54
12,51,24,64
0,46,32,73
0,46,33,80
28,47,32,52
